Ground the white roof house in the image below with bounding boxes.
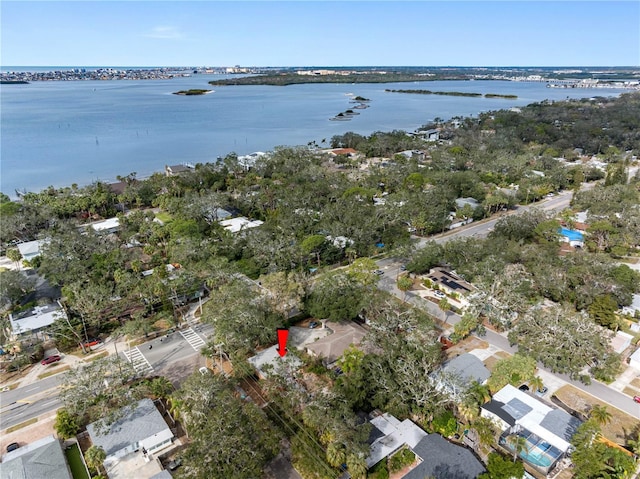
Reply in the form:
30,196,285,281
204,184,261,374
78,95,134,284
628,347,640,370
481,385,582,455
219,217,264,233
84,217,120,234
17,240,47,262
9,301,67,338
248,345,302,379
366,413,427,468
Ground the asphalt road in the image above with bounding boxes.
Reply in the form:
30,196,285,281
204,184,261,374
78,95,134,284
0,324,214,430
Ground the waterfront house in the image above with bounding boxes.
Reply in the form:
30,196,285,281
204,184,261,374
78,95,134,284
164,164,194,176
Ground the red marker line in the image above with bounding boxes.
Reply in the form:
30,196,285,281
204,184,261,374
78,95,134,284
277,329,289,357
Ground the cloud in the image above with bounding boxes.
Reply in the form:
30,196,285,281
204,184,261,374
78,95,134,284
142,26,184,40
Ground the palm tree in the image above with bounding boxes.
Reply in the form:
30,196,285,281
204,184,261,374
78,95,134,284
589,404,612,426
84,445,106,475
326,441,346,468
470,417,497,453
527,376,544,393
506,434,528,463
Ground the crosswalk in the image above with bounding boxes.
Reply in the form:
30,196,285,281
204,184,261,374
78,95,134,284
179,327,206,352
123,347,154,375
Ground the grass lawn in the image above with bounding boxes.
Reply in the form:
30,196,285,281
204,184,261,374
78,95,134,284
6,418,37,433
37,365,70,379
83,351,108,362
65,443,91,479
554,384,640,443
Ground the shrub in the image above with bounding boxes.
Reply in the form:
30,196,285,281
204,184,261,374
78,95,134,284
368,460,389,479
389,448,415,472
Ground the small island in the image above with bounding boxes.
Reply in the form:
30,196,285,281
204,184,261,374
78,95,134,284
385,89,517,99
172,89,213,96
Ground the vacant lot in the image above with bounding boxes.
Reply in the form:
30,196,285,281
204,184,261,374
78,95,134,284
554,384,639,443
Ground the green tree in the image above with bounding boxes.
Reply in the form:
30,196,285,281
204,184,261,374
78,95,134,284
397,275,413,302
54,408,80,439
487,354,536,393
84,446,106,475
0,270,35,307
589,295,620,330
589,404,612,426
6,248,22,269
506,434,528,463
478,452,524,479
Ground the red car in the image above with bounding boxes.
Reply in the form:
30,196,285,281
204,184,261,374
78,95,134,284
633,396,640,404
83,338,102,348
41,355,61,365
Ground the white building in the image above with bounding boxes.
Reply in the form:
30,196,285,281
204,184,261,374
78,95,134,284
219,217,264,233
9,301,67,339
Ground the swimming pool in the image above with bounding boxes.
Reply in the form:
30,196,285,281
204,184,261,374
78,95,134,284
559,227,584,242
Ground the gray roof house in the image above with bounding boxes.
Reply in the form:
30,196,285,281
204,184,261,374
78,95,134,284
433,353,491,401
364,412,485,479
86,399,173,465
0,435,73,479
403,434,485,479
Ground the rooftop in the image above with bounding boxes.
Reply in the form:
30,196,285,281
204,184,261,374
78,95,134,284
219,216,264,233
427,268,474,295
305,321,366,365
86,399,171,458
9,302,66,335
248,345,303,378
366,413,427,468
441,353,490,386
0,435,72,479
404,434,485,479
484,385,582,452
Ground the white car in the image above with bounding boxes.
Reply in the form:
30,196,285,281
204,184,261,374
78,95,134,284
433,290,446,298
374,270,384,276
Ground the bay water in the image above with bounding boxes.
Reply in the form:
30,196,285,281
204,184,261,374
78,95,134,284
0,74,624,197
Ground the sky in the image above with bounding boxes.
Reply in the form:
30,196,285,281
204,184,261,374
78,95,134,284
2,1,639,67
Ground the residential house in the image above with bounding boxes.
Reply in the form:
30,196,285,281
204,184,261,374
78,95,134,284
86,398,174,477
481,384,582,474
365,412,485,479
16,239,47,263
9,301,67,339
433,353,490,401
305,321,366,366
1,435,75,479
219,217,264,234
426,268,475,307
628,347,640,370
164,164,194,176
247,345,303,380
454,197,480,210
82,217,120,235
558,227,584,248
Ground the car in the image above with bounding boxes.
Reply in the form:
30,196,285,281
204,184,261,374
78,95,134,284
518,384,530,392
199,367,209,375
634,396,640,404
400,265,407,271
6,442,19,453
309,321,319,329
433,290,446,298
167,458,182,471
83,338,102,348
41,355,61,366
374,270,384,276
537,386,548,394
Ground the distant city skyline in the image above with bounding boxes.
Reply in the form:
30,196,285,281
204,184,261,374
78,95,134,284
2,1,639,67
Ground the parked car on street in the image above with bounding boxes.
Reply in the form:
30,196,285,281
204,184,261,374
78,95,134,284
634,396,640,404
41,355,61,365
83,338,102,348
374,270,384,276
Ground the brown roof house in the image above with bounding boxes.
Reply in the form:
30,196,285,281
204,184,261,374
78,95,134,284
305,321,366,366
